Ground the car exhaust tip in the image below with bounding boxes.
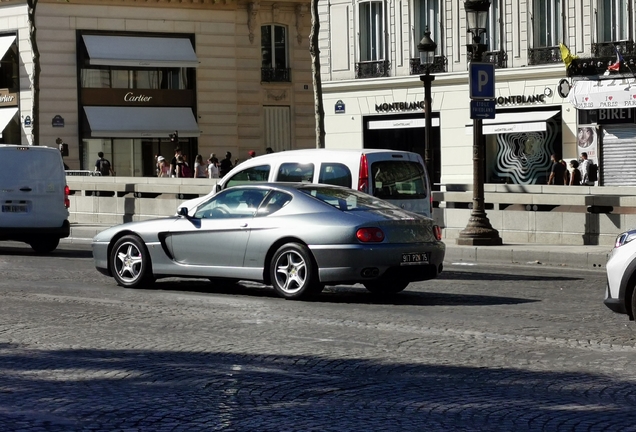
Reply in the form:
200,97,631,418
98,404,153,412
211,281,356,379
361,267,379,278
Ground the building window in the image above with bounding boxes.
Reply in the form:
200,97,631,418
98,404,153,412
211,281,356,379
598,0,630,42
80,68,190,89
533,0,562,48
261,25,290,82
359,1,385,61
485,0,500,52
416,0,441,56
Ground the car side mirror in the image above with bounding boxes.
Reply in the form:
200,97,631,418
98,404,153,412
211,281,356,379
178,207,189,217
215,183,222,193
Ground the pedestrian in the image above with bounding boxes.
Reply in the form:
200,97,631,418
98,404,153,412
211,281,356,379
94,151,114,176
170,147,182,178
569,160,582,186
579,152,595,186
175,155,187,178
57,138,69,170
265,147,274,154
208,153,220,179
547,153,566,185
157,156,170,177
248,150,256,159
219,151,233,177
194,154,207,178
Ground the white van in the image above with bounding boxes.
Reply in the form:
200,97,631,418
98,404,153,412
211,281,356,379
180,149,432,217
0,145,70,253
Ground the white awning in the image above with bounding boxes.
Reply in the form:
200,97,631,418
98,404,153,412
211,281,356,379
0,35,15,60
84,106,201,138
0,107,17,137
568,78,636,110
82,35,199,68
465,110,560,135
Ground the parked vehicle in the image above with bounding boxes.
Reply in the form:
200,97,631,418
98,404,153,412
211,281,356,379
178,148,432,217
94,183,445,299
605,228,636,320
0,145,70,253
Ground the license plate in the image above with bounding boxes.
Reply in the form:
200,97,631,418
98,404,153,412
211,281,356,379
401,252,429,265
2,204,28,213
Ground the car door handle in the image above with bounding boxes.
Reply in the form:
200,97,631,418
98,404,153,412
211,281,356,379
240,223,248,228
19,187,32,192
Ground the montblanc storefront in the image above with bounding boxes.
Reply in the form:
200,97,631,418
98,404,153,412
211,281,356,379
78,32,201,177
570,77,636,186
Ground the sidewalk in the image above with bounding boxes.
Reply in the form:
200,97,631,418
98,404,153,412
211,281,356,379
65,223,611,272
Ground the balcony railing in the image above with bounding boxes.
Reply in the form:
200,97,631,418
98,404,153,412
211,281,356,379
482,50,507,69
261,68,291,82
355,60,391,79
527,46,562,66
409,56,447,75
592,40,635,57
568,40,636,77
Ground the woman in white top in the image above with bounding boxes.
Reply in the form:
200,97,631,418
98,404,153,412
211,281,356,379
194,154,207,178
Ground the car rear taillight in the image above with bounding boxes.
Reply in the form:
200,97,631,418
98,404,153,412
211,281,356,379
433,225,442,241
358,154,369,193
356,227,384,243
64,185,70,208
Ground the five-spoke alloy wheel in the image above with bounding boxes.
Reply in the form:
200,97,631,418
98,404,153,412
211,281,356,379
111,235,154,288
270,243,321,299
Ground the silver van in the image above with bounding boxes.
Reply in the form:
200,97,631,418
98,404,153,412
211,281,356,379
0,145,70,253
181,149,432,217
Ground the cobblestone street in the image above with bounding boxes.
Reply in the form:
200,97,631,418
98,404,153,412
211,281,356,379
0,244,635,431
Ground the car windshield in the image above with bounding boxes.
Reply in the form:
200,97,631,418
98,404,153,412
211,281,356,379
299,186,397,211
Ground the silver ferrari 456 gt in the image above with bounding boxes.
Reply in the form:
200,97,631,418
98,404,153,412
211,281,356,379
93,183,445,299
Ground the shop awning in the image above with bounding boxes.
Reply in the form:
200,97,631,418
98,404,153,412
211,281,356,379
0,107,17,137
568,78,636,110
0,35,15,60
82,35,199,68
84,106,201,138
465,110,560,135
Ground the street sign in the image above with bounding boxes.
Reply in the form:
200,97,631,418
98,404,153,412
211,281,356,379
470,99,496,119
469,62,495,100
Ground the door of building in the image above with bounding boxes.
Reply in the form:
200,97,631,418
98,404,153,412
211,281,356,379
601,125,636,186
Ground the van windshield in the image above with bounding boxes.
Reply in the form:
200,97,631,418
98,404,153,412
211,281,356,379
370,161,427,200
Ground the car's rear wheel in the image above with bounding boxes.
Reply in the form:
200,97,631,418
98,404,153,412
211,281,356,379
111,235,154,288
364,279,409,295
29,237,60,254
270,243,320,299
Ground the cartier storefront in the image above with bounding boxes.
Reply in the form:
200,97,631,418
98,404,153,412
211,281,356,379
77,31,201,177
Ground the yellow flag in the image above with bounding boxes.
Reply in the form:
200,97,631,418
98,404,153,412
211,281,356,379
559,43,578,70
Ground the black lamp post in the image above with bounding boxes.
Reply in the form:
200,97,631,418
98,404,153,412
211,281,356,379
418,28,436,181
457,0,502,246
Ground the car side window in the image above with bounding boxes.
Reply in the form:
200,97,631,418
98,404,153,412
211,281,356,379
256,191,292,216
318,163,352,187
224,165,271,189
276,163,314,183
194,189,269,219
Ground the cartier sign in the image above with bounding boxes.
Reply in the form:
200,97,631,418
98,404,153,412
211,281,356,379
81,88,195,107
0,89,18,107
124,92,152,103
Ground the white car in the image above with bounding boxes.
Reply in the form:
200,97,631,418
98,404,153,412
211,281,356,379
179,148,433,217
605,229,636,320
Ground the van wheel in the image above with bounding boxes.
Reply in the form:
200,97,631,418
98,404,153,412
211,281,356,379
30,237,60,254
270,243,320,299
364,279,409,295
111,235,154,288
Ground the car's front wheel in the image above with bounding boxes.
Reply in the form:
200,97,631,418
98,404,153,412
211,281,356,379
364,279,409,295
111,235,154,288
270,243,320,299
29,237,60,254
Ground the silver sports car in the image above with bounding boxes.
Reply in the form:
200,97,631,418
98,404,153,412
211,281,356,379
93,183,445,299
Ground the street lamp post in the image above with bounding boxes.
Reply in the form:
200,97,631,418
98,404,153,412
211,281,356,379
418,28,437,180
457,0,502,246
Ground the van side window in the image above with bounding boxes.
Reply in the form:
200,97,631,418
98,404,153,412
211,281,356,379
277,163,314,183
371,161,427,199
225,165,271,188
318,163,352,187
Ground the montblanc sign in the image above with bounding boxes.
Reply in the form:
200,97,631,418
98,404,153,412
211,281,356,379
496,94,546,105
375,101,425,112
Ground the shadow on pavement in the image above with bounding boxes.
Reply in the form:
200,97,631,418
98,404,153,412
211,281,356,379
0,244,92,259
0,347,634,430
440,270,582,282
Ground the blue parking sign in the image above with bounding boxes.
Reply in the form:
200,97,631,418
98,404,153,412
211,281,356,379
469,63,495,99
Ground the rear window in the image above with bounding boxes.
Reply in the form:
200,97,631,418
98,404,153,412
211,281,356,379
277,163,314,182
0,147,63,180
299,186,397,211
370,161,427,200
225,165,270,188
318,163,352,187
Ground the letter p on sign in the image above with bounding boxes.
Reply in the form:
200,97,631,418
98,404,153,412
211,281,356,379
469,63,495,100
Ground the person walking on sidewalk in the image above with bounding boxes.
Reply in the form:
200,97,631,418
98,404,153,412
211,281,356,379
548,153,567,185
94,152,114,176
